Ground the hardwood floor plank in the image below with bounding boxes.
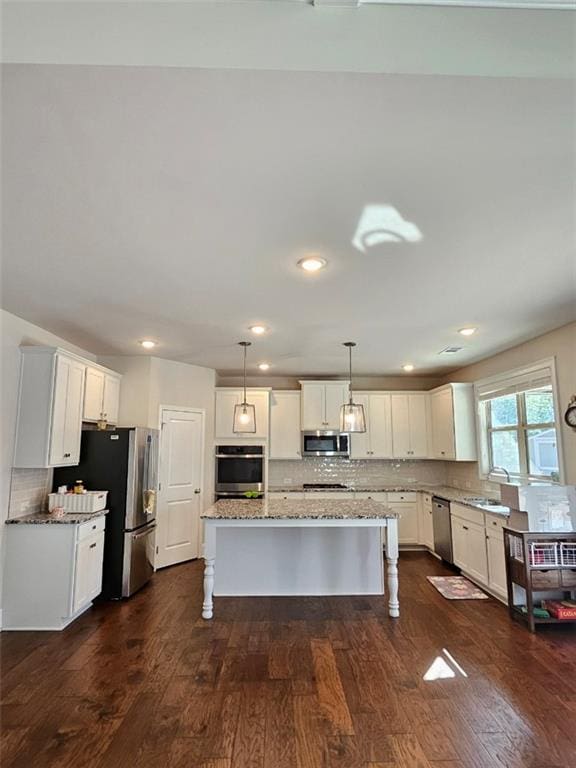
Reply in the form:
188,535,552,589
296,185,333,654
311,638,355,737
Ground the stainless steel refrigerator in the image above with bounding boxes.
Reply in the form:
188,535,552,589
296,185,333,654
53,427,159,599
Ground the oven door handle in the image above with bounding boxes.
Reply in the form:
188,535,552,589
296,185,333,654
215,454,264,459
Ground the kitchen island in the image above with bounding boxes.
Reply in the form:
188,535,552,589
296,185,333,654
201,497,399,619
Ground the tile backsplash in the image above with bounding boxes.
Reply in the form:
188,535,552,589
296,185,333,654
268,459,447,488
8,468,53,518
445,461,501,498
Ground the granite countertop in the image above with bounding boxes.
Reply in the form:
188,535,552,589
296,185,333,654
6,509,109,525
267,484,512,517
202,498,399,520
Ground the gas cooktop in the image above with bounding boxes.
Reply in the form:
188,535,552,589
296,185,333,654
302,483,348,489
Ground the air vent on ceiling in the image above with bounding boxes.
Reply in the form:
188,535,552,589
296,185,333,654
439,346,463,355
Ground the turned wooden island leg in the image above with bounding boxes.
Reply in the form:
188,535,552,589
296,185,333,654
385,518,400,618
202,523,216,620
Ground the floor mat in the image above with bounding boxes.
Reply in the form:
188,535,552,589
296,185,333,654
427,575,489,600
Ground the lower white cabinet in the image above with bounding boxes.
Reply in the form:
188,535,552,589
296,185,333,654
2,516,106,630
386,493,419,545
485,514,507,599
451,502,507,599
419,493,435,550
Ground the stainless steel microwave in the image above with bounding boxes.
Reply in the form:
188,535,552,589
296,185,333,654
301,431,349,458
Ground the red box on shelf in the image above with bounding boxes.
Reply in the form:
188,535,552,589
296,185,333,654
542,600,576,620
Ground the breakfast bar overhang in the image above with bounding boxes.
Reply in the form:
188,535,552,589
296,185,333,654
201,498,400,620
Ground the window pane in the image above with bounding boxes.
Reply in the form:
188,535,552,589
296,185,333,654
527,428,559,478
490,430,520,474
525,388,555,425
490,395,518,428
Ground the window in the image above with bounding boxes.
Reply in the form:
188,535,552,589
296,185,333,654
475,360,563,483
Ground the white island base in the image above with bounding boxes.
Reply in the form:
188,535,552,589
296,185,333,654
201,499,399,620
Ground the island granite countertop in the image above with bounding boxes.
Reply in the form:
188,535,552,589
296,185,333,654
5,509,109,525
202,498,399,520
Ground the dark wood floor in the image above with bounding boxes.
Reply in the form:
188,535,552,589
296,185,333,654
1,552,575,768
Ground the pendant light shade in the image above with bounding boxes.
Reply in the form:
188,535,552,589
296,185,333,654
340,342,366,433
233,341,257,433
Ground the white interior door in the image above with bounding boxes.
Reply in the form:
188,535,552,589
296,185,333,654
156,408,204,569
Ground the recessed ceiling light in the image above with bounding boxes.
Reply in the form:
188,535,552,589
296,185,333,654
140,340,156,349
249,325,267,335
402,364,415,372
458,327,477,336
258,362,271,371
298,256,327,273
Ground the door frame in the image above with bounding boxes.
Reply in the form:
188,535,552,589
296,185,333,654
156,405,206,569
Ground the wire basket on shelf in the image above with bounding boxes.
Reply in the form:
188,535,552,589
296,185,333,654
509,535,525,563
560,543,576,568
529,542,559,568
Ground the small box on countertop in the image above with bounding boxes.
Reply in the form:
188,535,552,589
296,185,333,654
48,491,108,513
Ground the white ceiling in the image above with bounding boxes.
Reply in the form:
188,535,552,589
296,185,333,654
2,64,575,376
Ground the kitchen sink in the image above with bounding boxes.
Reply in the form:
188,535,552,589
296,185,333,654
464,497,504,507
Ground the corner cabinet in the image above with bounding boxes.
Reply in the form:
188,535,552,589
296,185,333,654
2,515,106,630
214,388,270,440
299,381,349,431
430,383,477,461
83,365,121,424
390,393,430,459
14,348,86,468
270,391,301,459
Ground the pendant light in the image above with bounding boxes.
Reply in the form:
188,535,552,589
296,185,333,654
340,342,366,433
233,341,257,433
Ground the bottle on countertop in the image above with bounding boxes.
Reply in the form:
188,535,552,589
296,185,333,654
74,480,85,494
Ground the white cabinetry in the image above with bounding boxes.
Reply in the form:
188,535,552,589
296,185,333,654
270,391,301,459
299,381,349,430
451,503,488,586
485,514,507,599
14,347,86,468
83,365,121,424
390,393,430,458
419,492,435,550
3,516,106,630
350,393,393,459
430,383,477,461
387,492,419,545
215,388,270,440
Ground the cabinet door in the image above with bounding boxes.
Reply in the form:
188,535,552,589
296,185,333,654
389,502,419,544
350,394,371,458
270,392,301,459
250,391,270,439
408,394,429,458
451,517,468,569
215,390,269,439
487,533,507,598
324,384,349,430
102,374,121,424
419,495,435,549
368,393,393,458
431,388,455,459
49,355,85,466
391,394,411,458
83,367,105,421
72,533,104,614
465,523,489,585
301,384,326,430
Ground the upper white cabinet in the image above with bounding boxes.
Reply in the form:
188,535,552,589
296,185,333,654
14,347,87,468
350,393,393,459
83,365,121,424
300,381,349,430
270,391,301,459
430,383,477,461
390,393,430,459
215,388,270,440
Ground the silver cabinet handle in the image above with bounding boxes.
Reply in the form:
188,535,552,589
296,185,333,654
64,453,71,458
89,542,97,549
463,525,469,531
194,488,201,494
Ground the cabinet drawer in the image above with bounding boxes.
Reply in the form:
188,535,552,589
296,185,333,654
561,569,576,588
268,492,304,500
388,491,417,503
355,492,387,501
531,570,560,589
77,516,106,541
451,502,485,527
485,514,505,539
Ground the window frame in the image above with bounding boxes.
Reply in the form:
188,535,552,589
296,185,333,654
474,358,565,484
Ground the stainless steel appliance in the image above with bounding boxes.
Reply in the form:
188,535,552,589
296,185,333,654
301,431,349,458
53,427,158,599
432,496,453,564
215,445,265,497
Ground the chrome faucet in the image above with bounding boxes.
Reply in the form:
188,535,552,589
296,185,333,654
492,466,511,482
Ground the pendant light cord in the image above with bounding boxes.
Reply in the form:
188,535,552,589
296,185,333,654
243,343,247,404
349,344,353,404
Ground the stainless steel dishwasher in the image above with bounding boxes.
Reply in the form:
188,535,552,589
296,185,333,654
432,496,453,564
